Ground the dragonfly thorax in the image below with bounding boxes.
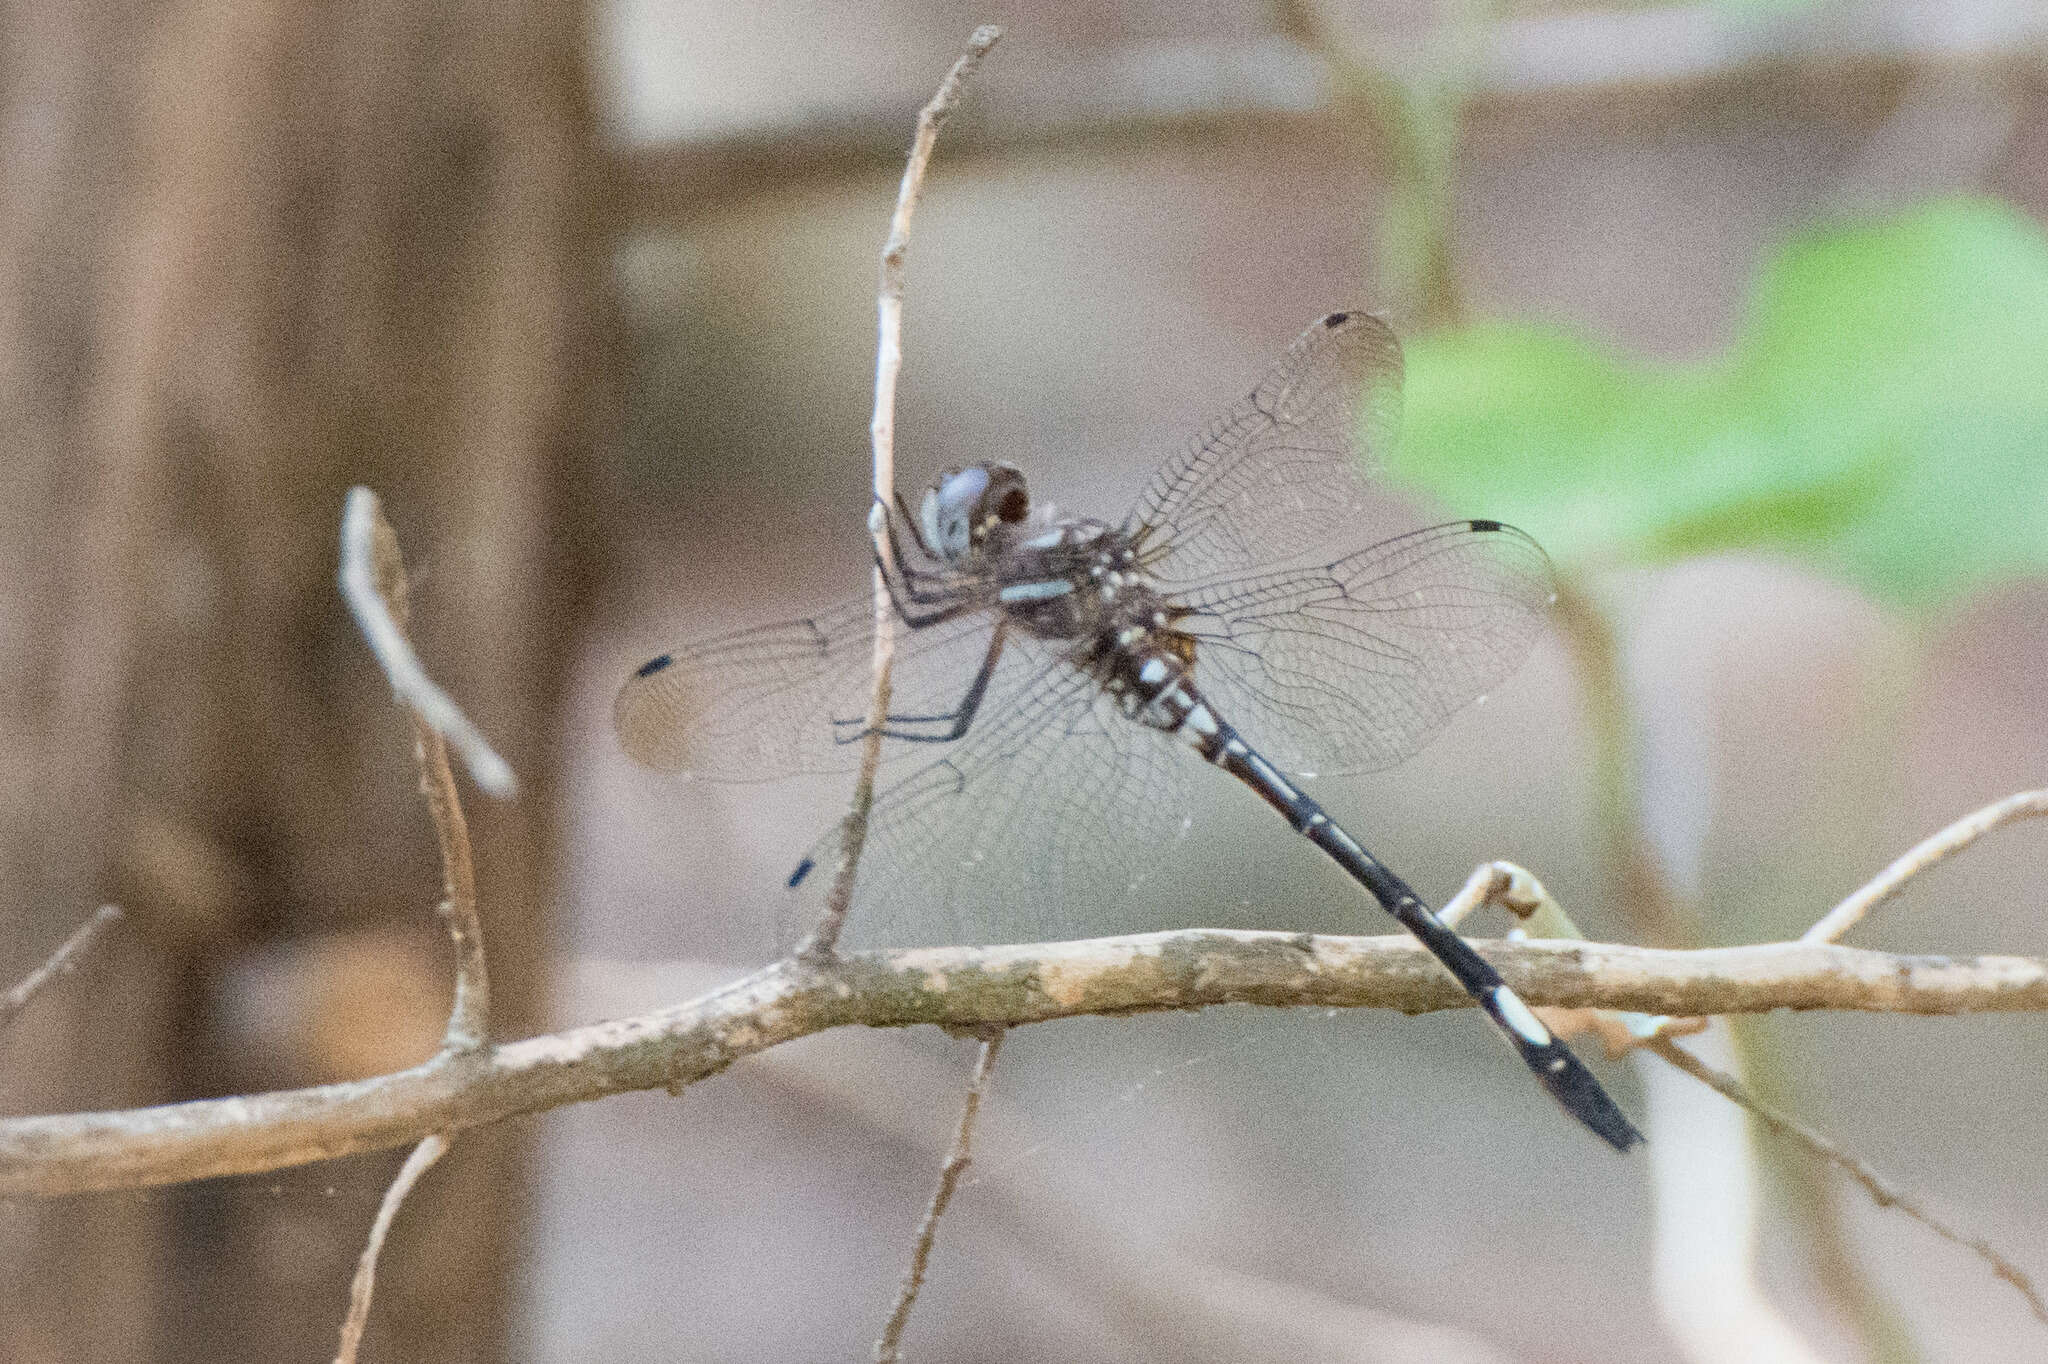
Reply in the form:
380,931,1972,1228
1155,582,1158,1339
989,515,1170,647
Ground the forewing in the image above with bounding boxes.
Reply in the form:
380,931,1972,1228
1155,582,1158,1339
1176,521,1556,777
785,646,1198,950
1130,312,1404,583
615,591,1026,781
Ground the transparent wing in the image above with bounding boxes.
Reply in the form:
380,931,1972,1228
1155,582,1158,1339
615,590,1041,782
1176,520,1556,778
1129,311,1404,584
786,644,1199,951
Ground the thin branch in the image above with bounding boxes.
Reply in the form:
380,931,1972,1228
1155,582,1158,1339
338,487,517,799
340,489,491,1049
804,25,1002,963
874,1029,1004,1363
416,714,489,1051
1432,861,1523,930
1648,1034,2048,1327
0,905,122,1033
332,1133,451,1364
4,932,2046,1198
1803,789,2048,945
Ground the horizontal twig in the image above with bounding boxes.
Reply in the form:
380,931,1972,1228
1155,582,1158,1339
2,931,2043,1198
614,12,2048,223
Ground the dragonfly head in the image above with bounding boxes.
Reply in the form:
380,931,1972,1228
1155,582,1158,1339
920,463,1030,563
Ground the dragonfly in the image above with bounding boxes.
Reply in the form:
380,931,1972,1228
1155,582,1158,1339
617,312,1642,1151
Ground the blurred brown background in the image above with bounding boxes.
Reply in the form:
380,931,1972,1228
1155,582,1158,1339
2,1,2046,1361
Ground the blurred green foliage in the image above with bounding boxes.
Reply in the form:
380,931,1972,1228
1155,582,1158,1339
1391,198,2048,607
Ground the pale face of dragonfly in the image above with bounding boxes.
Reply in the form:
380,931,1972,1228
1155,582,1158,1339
915,462,1031,565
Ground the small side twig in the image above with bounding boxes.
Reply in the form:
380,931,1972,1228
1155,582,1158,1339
1648,1034,2048,1327
0,905,122,1033
803,24,1002,963
1435,860,1547,930
875,1029,1005,1363
340,489,491,1050
1803,788,2048,945
339,487,518,800
332,1133,451,1364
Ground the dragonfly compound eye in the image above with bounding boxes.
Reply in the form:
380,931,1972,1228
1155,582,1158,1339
979,464,1030,525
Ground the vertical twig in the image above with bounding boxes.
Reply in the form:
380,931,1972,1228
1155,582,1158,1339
333,490,500,1360
0,905,123,1033
332,1134,451,1364
801,25,1002,963
1649,1035,2048,1328
338,487,492,1051
875,1030,1005,1363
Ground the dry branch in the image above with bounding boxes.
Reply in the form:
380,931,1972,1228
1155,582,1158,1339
804,24,1002,963
875,1029,1004,1362
333,1134,451,1364
1649,1034,2048,1326
329,489,498,1357
1804,788,2048,945
0,905,122,1033
3,932,2044,1198
340,489,495,1049
338,487,518,800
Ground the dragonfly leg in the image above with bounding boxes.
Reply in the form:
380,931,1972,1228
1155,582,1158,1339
831,623,1008,746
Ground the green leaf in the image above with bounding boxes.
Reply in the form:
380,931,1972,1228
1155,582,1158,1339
1389,198,2048,606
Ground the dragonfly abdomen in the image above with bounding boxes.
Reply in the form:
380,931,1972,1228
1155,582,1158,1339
1116,649,1644,1151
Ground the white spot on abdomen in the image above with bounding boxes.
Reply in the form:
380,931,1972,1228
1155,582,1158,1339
1491,986,1553,1047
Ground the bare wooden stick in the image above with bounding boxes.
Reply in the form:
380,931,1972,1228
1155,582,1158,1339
1803,788,2048,945
332,1133,451,1364
1435,861,1547,930
1647,1034,2047,1327
874,1029,1004,1363
340,490,491,1049
4,932,2046,1198
0,905,122,1033
339,487,517,799
803,25,1002,962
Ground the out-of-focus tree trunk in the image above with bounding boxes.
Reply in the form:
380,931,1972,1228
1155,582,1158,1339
0,0,610,1359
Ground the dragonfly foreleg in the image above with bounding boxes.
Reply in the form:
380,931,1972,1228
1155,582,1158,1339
829,622,1008,747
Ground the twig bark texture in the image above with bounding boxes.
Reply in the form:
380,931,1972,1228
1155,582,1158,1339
0,905,122,1033
874,1030,1005,1362
4,932,2043,1198
806,23,1002,963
